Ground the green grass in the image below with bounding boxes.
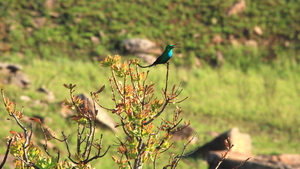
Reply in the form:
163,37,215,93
0,54,299,168
1,0,299,65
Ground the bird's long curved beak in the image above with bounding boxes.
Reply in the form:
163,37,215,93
172,43,180,47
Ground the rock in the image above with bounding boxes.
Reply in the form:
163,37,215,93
250,154,300,169
60,93,118,132
228,128,251,155
207,151,279,169
49,11,60,18
0,63,30,89
183,127,251,159
210,50,225,68
77,94,118,132
227,0,246,16
284,41,290,47
0,42,11,52
20,95,31,102
120,38,165,64
42,126,56,140
182,127,300,169
121,38,157,54
32,17,47,29
91,36,100,44
206,131,220,138
228,35,242,48
44,0,56,9
254,26,263,36
11,71,31,89
60,103,75,118
170,125,198,144
37,86,56,102
212,34,223,44
135,53,156,64
244,40,258,48
278,154,300,165
207,151,299,169
6,64,23,73
194,57,202,67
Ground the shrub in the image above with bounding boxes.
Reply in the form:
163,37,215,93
1,55,191,169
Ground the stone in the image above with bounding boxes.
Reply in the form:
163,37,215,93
20,95,31,102
254,26,263,36
210,50,225,68
207,151,278,169
278,154,300,165
121,38,157,54
170,125,198,144
11,71,31,88
37,86,56,102
227,0,246,16
60,103,75,118
244,40,258,48
32,17,47,29
0,42,11,52
77,94,118,132
182,127,300,169
44,0,56,9
194,57,202,67
212,34,223,44
135,53,156,64
91,36,100,44
6,64,23,73
207,151,300,169
183,127,251,159
228,128,251,155
251,154,300,169
0,63,30,89
60,93,118,132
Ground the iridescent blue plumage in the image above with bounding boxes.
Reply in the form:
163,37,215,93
167,49,172,58
138,44,176,68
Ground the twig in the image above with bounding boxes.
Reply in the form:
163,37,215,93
0,138,13,168
214,138,234,169
164,62,170,99
143,98,170,125
62,132,78,164
111,69,124,98
233,157,251,169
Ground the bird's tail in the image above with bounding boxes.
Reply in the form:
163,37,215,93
137,64,153,68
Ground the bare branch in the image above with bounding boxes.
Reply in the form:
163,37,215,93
0,138,13,168
233,157,251,169
62,132,78,164
214,138,234,169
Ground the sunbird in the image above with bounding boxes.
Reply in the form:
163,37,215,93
138,44,177,68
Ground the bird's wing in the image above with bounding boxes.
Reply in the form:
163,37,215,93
152,55,163,65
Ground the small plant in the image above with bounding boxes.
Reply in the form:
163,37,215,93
1,89,63,168
1,55,192,169
95,55,189,169
1,84,110,168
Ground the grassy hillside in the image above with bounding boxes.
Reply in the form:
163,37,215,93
1,0,299,66
0,55,299,168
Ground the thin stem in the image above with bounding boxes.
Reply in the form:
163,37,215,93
111,69,124,98
0,138,12,168
164,63,170,99
62,132,78,164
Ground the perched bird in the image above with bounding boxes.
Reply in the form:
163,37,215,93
138,44,176,68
